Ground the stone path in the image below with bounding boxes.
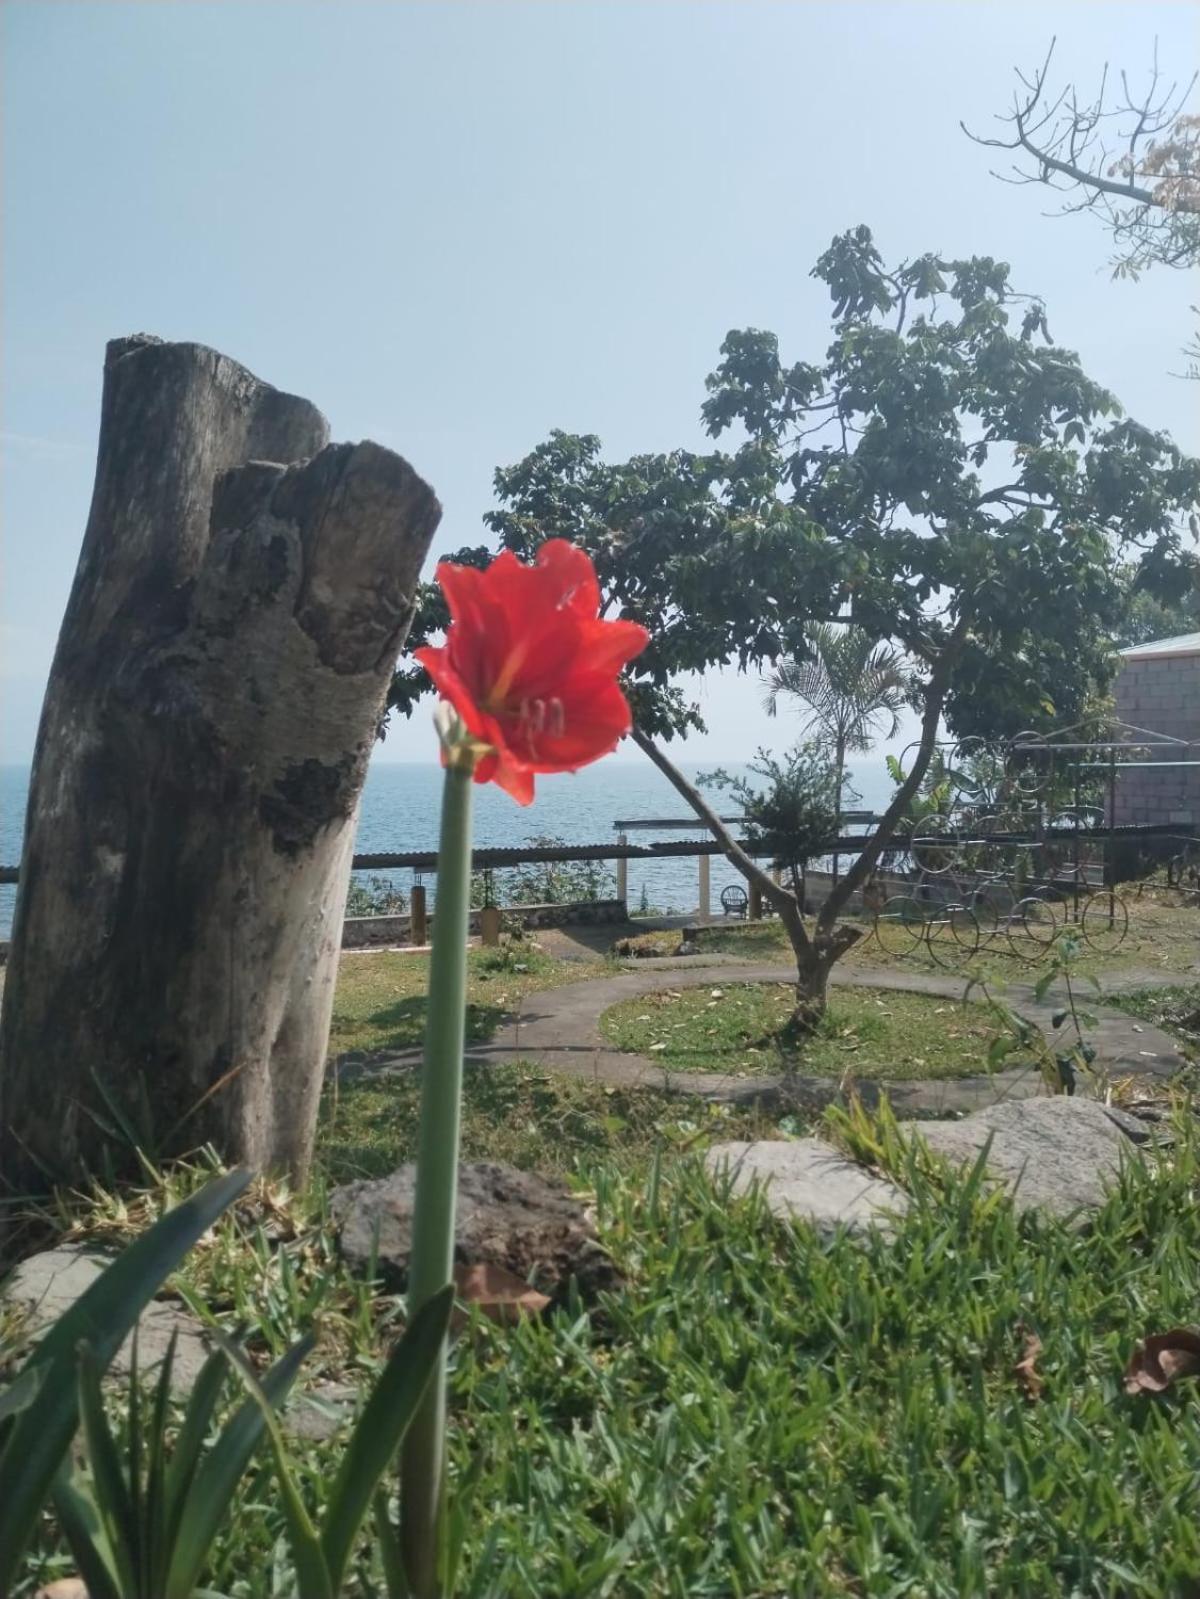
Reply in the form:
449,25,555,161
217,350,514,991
336,953,1192,1116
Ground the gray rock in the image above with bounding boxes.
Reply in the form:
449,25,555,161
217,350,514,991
705,1139,910,1236
1,1246,211,1394
910,1096,1149,1217
3,1244,359,1435
281,1380,359,1442
330,1161,619,1301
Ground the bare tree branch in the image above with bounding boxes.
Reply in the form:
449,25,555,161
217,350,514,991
964,36,1200,278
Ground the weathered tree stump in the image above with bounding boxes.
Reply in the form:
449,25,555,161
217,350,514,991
0,336,441,1187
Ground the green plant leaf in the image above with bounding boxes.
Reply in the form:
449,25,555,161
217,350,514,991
0,1166,251,1596
76,1341,139,1597
215,1333,334,1599
52,1465,124,1599
165,1334,313,1599
161,1348,231,1563
320,1284,454,1589
374,1488,410,1599
1051,1010,1069,1030
144,1328,179,1593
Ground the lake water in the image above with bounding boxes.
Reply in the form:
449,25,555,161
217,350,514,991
0,756,894,936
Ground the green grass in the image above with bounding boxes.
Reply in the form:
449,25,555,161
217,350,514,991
622,897,1200,983
598,981,998,1079
318,1061,788,1185
12,1114,1200,1598
329,943,607,1058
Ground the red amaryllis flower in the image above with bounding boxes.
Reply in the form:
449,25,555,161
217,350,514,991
415,540,649,804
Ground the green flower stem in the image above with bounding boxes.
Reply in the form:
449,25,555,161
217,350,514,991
400,760,474,1599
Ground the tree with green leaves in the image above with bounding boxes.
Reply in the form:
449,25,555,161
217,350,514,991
1115,562,1200,647
702,744,839,909
762,624,909,802
395,226,1199,1025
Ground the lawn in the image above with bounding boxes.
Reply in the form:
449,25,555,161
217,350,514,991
10,927,1200,1596
318,1060,786,1184
12,1116,1200,1598
329,943,609,1058
620,896,1200,984
599,981,999,1079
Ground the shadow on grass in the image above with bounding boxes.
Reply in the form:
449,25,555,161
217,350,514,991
315,1060,792,1185
331,995,510,1055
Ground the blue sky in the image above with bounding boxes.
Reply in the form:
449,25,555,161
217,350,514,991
3,0,1196,768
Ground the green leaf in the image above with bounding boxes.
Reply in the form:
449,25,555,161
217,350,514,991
161,1348,232,1565
215,1333,333,1599
320,1285,454,1590
52,1466,124,1599
374,1488,410,1599
165,1335,313,1599
76,1342,138,1597
144,1329,179,1593
0,1166,251,1596
1051,1010,1069,1030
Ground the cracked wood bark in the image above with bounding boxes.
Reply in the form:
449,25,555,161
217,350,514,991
0,336,441,1188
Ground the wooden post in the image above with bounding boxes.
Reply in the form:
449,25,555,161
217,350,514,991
698,852,711,921
616,833,628,908
0,335,441,1188
410,884,428,946
480,905,502,947
748,879,763,920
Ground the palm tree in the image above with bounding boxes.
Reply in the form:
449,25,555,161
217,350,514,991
763,624,910,802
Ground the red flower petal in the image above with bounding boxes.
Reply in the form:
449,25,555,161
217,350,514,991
421,541,648,803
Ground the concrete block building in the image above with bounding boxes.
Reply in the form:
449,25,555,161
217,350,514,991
1112,632,1200,830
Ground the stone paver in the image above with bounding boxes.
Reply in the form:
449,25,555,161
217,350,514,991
909,1096,1151,1218
706,1138,909,1234
2,1245,362,1433
335,955,1190,1117
1,1245,210,1394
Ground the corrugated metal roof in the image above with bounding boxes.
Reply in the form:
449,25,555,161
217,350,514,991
1120,631,1200,661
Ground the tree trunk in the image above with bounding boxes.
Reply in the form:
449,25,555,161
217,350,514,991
0,336,441,1189
792,943,834,1034
780,919,862,1034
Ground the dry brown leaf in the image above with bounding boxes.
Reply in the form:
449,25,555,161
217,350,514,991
452,1262,551,1328
1014,1328,1044,1401
1123,1327,1200,1395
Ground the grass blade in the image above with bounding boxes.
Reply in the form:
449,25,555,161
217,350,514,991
320,1285,453,1589
164,1334,313,1599
0,1165,251,1595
